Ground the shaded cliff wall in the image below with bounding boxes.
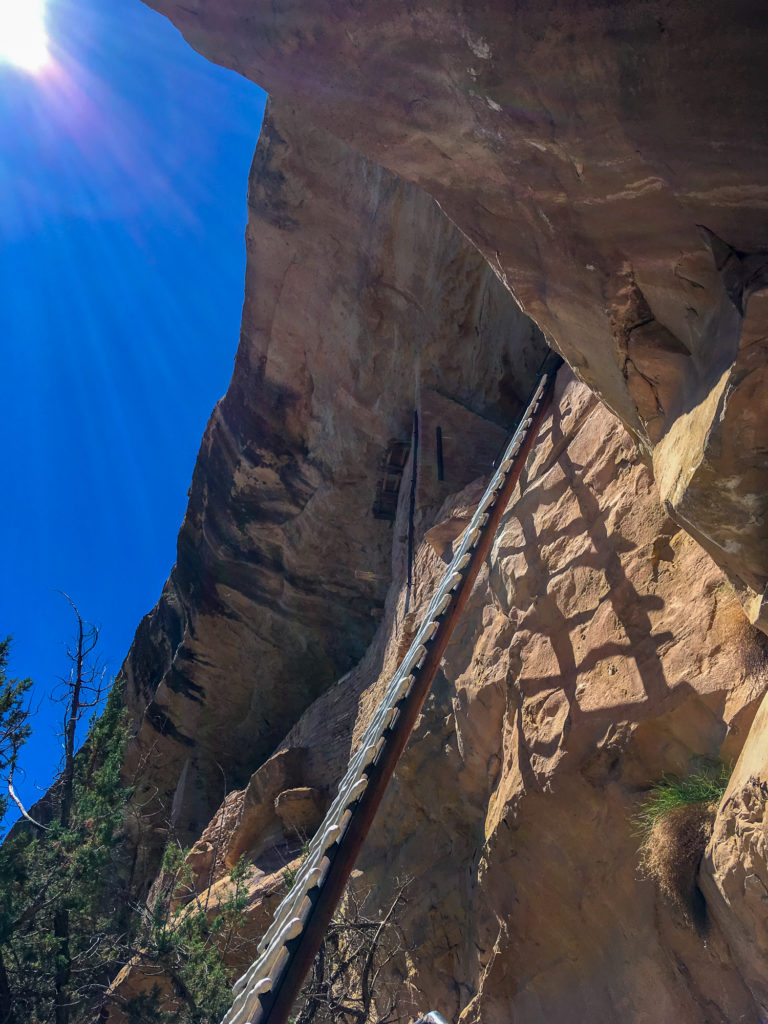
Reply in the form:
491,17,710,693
122,368,768,1022
121,100,547,860
142,0,768,630
102,13,768,1018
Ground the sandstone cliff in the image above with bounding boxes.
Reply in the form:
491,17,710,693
122,100,546,871
144,0,768,631
115,4,768,1020
116,364,767,1021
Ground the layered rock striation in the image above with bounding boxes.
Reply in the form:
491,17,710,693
121,100,546,867
112,5,768,1019
143,0,768,629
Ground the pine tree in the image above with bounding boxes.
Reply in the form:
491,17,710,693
0,612,252,1024
0,608,131,1024
0,636,33,1022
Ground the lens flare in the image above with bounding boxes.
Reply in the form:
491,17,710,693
0,0,49,74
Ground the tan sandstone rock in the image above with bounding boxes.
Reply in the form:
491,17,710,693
162,368,768,1023
87,7,768,1015
141,0,768,627
701,688,768,1014
274,786,328,839
352,369,768,1022
119,99,546,885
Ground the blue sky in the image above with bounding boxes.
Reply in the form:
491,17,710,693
0,0,266,822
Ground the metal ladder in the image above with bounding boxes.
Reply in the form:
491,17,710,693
222,353,563,1024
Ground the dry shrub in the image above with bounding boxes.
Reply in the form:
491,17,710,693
292,880,412,1024
638,801,716,918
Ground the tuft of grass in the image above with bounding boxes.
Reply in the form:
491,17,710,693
634,761,732,841
635,761,732,924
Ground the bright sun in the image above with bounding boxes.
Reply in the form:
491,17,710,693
0,0,50,74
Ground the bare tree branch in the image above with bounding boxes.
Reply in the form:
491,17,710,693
291,878,412,1024
7,769,48,831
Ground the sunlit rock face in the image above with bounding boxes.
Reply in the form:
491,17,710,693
701,689,768,1013
358,372,768,1023
142,0,768,628
121,100,546,861
107,8,768,1015
143,369,768,1022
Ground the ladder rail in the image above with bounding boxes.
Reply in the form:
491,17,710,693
222,353,563,1024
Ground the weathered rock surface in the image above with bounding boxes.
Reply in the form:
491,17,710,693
101,8,768,1017
353,370,768,1023
366,370,768,1024
140,369,768,1022
143,0,768,627
120,99,546,872
701,688,768,1014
